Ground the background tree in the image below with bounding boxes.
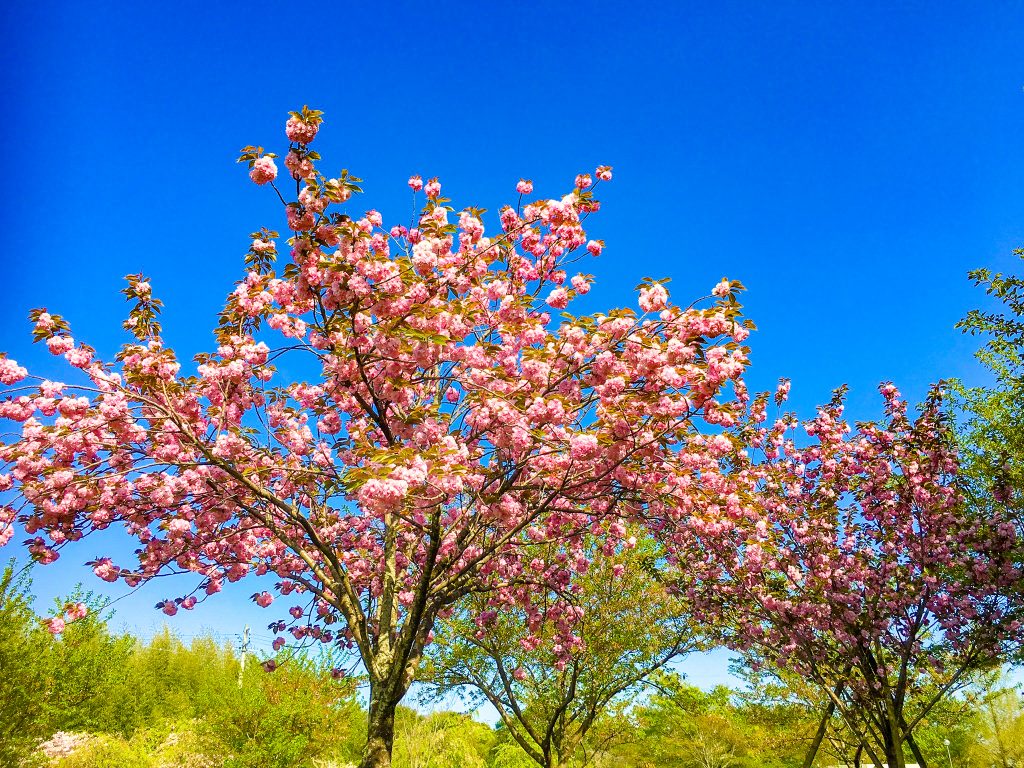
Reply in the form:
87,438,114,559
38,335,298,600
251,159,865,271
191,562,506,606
976,683,1024,767
613,671,807,768
571,698,638,768
424,536,695,768
110,628,243,736
10,614,365,767
214,650,363,768
663,383,1023,768
0,107,751,768
735,654,986,768
955,249,1024,522
0,569,140,761
729,659,834,766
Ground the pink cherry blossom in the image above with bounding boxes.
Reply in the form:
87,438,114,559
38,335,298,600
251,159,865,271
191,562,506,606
46,336,74,355
638,284,669,312
0,358,27,385
285,116,318,144
92,558,119,582
546,288,570,309
571,275,591,295
662,383,1024,763
249,156,278,185
284,151,315,181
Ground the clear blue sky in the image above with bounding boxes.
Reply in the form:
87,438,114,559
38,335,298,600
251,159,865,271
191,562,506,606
1,1,1022,696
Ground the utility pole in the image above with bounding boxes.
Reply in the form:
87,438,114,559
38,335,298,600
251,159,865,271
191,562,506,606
238,624,250,688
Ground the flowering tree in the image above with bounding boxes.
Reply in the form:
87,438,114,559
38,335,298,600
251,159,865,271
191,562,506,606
0,108,751,767
661,384,1022,768
424,534,695,768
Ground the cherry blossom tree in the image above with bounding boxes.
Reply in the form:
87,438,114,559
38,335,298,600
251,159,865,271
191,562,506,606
0,108,751,767
660,383,1022,768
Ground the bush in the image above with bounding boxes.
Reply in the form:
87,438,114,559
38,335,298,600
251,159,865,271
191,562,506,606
211,654,363,768
43,589,135,735
0,563,52,766
105,630,240,735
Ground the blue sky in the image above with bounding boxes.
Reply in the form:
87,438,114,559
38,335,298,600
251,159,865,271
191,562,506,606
1,1,1022,698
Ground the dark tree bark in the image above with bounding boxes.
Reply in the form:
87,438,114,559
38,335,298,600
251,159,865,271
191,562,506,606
359,686,400,768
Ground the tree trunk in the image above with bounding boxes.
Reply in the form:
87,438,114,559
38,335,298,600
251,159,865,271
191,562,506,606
360,689,399,768
884,743,906,768
544,741,564,768
852,743,862,768
905,729,928,768
881,704,906,768
802,698,836,768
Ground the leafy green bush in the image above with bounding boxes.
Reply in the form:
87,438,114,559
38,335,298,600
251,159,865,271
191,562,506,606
105,629,240,735
211,654,363,768
0,563,50,766
43,588,135,735
392,709,495,768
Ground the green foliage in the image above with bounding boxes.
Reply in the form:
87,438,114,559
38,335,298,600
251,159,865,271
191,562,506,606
968,681,1024,766
3,565,1019,768
48,734,150,768
489,740,539,768
44,589,135,734
0,563,50,765
955,249,1024,519
214,653,363,768
128,719,228,768
613,672,806,768
731,656,997,767
392,708,495,768
1,568,365,767
109,629,240,734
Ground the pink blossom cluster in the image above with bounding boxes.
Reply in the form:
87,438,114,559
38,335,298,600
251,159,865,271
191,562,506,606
249,156,278,185
285,117,318,145
42,601,89,635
